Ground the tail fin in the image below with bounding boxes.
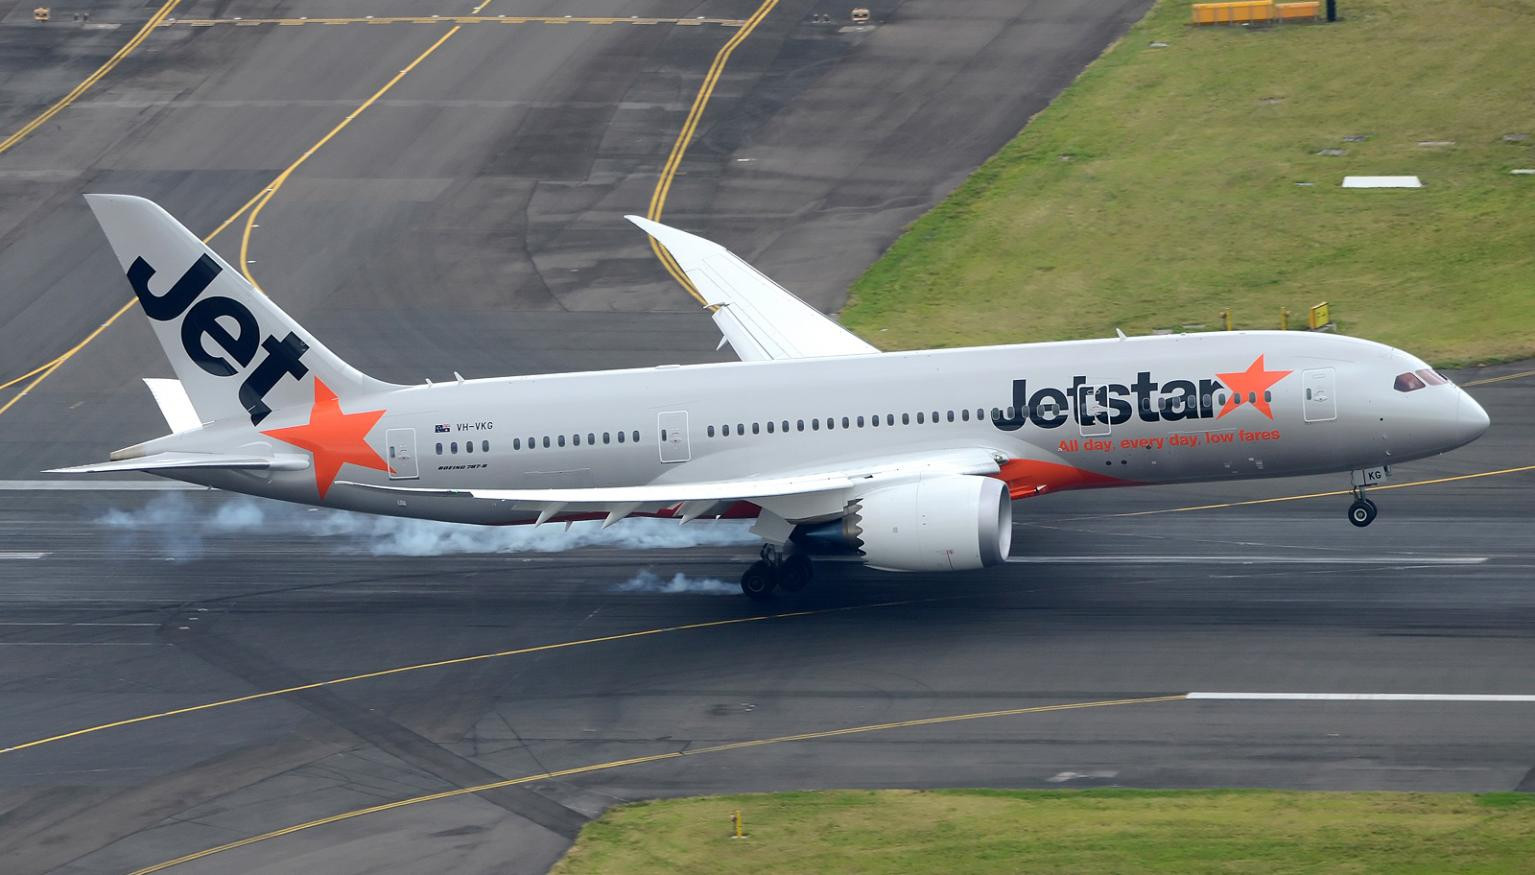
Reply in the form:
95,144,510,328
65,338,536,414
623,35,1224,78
85,194,396,427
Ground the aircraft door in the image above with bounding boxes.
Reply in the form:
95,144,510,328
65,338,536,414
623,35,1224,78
386,428,419,479
657,411,691,463
1302,368,1337,422
1079,385,1112,437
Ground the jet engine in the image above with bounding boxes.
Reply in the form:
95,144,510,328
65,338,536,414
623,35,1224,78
792,474,1012,571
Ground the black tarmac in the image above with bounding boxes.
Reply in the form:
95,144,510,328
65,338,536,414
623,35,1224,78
2,1,1532,873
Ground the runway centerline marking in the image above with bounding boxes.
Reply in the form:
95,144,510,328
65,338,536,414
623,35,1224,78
0,598,933,757
1462,368,1535,387
644,0,780,301
127,694,1184,874
0,0,183,156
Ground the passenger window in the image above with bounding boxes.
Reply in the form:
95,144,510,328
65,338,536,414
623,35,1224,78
781,421,789,433
558,435,566,447
722,424,730,436
857,415,865,427
917,412,925,424
975,409,984,420
603,432,611,444
1394,372,1426,392
1305,388,1313,401
466,441,474,453
1201,393,1211,407
435,442,443,455
588,433,595,445
753,422,760,434
572,434,580,446
947,410,955,422
767,421,775,434
797,419,805,432
887,414,895,426
1217,393,1226,406
1262,392,1271,403
708,425,716,437
812,419,820,431
871,415,879,427
931,410,939,423
617,431,625,443
902,413,910,425
842,416,850,428
513,438,520,450
737,423,744,435
1247,392,1256,404
632,430,640,443
961,409,970,421
450,442,458,454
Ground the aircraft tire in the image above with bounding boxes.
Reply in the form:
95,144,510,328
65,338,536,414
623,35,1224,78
1348,499,1377,528
778,555,813,592
741,562,778,600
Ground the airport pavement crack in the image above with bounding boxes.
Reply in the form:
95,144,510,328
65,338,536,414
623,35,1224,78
160,620,590,840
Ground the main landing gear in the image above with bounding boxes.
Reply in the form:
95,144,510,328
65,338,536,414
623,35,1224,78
1347,485,1378,528
740,544,814,600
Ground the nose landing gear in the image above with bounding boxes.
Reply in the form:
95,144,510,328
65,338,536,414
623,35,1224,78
740,544,814,599
1347,485,1378,528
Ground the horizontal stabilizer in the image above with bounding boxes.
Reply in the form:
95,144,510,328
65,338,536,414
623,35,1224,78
143,378,203,433
47,452,311,475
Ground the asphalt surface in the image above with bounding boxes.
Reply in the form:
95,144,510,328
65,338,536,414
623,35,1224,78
2,1,1532,873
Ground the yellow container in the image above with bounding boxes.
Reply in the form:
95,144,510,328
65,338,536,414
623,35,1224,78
1276,1,1320,19
1192,1,1274,24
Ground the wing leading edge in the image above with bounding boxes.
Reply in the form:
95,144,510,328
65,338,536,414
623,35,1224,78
627,216,879,362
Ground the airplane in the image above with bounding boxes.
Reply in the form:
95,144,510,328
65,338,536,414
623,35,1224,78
52,195,1490,598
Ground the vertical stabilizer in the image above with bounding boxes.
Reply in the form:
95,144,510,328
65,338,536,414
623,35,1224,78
85,194,396,426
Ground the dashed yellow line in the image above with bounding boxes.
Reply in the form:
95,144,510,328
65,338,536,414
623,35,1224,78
0,599,929,757
645,0,780,302
0,0,183,155
161,16,745,28
127,694,1185,874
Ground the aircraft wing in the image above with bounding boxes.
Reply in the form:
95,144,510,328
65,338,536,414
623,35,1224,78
47,452,311,474
627,216,879,362
338,447,1003,524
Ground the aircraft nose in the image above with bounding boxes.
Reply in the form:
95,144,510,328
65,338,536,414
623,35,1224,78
1457,389,1491,443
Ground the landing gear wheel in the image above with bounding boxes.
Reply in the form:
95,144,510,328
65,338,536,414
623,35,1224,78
778,554,814,593
1348,498,1378,528
740,562,778,600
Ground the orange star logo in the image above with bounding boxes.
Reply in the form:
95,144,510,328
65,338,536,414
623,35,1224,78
1215,354,1292,420
262,378,389,498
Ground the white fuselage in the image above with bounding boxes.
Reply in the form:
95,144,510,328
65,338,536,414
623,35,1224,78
166,329,1487,525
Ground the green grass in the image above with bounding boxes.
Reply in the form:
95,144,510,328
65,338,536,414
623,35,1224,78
839,0,1535,366
553,788,1535,874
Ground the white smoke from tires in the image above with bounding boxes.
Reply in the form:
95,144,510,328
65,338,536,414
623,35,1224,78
97,492,756,558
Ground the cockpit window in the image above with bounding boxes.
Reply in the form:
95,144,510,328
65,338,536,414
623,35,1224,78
1415,368,1449,386
1393,371,1426,392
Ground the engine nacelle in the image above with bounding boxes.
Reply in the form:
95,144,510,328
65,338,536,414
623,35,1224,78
796,475,1012,572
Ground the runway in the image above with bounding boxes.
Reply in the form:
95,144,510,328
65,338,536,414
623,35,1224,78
1,0,1532,873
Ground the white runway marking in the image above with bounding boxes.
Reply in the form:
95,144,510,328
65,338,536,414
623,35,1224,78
1006,555,1486,565
1189,692,1535,702
0,622,156,627
0,643,162,647
0,480,201,491
0,552,49,560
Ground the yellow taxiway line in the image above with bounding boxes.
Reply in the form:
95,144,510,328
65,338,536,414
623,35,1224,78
0,0,183,155
0,599,932,757
127,694,1186,874
644,0,781,301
